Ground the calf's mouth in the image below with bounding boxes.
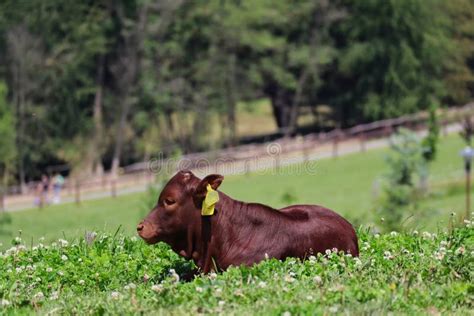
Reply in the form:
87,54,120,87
137,221,160,244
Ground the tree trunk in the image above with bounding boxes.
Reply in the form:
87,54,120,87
225,54,237,146
92,55,105,176
270,88,292,132
111,95,131,177
110,4,148,177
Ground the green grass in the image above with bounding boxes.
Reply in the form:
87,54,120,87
0,134,473,314
0,134,470,249
0,226,472,314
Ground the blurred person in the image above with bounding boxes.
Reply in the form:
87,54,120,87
33,182,43,207
52,173,64,204
40,174,50,207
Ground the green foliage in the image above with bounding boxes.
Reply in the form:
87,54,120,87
0,82,16,171
324,0,453,126
0,226,472,314
0,0,470,177
422,104,440,162
378,129,427,231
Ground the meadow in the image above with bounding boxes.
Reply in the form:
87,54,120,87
0,134,473,314
0,225,472,314
0,134,469,248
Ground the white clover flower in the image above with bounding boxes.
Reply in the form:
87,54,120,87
313,275,322,284
422,232,432,239
435,252,445,260
46,267,53,273
308,255,317,262
143,274,150,282
329,306,339,313
383,251,394,260
78,279,85,285
196,286,203,293
284,275,295,283
264,253,269,260
1,299,10,306
14,237,22,243
58,271,64,276
110,291,120,300
39,237,45,242
234,289,243,296
218,300,225,307
50,291,59,300
169,269,180,283
130,236,138,242
413,230,419,235
35,277,41,282
15,267,23,273
151,284,163,293
209,272,217,280
282,311,291,316
306,295,314,300
58,239,69,247
258,281,267,288
440,241,448,247
455,246,465,255
33,292,44,301
390,231,398,236
124,283,136,291
61,255,68,261
325,249,331,255
374,234,380,239
51,242,58,247
331,247,338,253
354,258,362,267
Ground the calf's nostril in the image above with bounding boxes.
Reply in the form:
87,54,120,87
137,224,144,232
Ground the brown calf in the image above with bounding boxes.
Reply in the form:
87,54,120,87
137,170,358,273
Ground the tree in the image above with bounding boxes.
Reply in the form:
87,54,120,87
378,129,427,231
323,0,450,126
0,82,16,210
422,104,440,162
442,0,474,105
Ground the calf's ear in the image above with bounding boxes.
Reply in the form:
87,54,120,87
194,174,224,200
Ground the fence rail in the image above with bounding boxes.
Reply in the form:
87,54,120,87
2,102,473,210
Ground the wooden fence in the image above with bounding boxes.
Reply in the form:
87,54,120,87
2,102,474,210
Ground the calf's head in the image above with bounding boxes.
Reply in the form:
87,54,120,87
137,170,223,244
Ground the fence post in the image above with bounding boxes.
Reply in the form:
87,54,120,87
75,179,81,205
332,133,339,158
359,132,366,152
442,119,448,137
111,177,117,198
302,137,309,162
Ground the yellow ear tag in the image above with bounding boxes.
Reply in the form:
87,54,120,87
201,184,219,216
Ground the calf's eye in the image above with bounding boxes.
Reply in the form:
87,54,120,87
164,198,176,206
